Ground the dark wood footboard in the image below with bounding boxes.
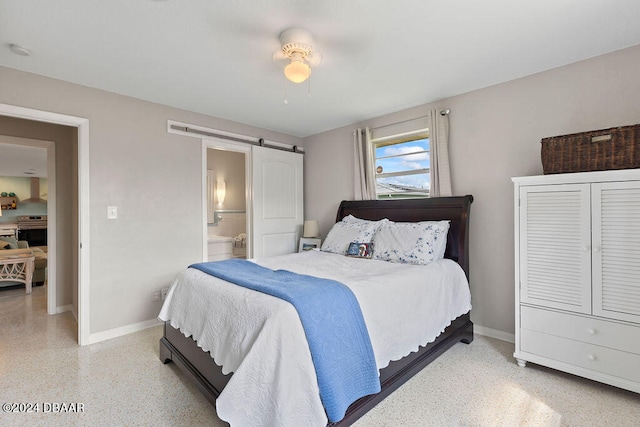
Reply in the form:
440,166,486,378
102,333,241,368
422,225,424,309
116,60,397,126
160,323,231,405
161,313,473,426
330,313,472,426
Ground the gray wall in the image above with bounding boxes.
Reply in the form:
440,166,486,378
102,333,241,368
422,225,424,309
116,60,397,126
0,65,303,335
303,44,640,336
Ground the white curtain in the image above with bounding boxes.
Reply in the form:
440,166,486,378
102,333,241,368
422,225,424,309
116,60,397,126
353,127,377,200
429,109,452,197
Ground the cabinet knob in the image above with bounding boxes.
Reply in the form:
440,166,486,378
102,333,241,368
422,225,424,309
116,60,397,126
587,328,596,335
582,245,590,252
587,354,597,361
593,246,601,253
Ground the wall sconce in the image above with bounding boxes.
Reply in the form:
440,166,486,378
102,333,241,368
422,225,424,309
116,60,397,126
216,180,226,205
303,219,320,238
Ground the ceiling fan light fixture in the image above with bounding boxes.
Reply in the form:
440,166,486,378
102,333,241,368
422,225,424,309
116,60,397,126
274,28,320,87
284,58,310,83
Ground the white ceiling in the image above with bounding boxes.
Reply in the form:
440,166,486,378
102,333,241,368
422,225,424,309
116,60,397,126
0,142,47,177
1,1,640,138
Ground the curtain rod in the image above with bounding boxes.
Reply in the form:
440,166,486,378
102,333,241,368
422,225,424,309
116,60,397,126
370,115,428,132
369,110,451,132
169,124,303,154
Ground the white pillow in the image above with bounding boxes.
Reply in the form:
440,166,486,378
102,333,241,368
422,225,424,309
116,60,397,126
321,219,386,255
373,220,450,265
341,214,384,224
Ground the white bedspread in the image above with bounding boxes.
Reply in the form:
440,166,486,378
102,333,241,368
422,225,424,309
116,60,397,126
158,250,471,427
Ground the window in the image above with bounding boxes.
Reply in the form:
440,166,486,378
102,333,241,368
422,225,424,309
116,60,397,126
372,129,430,199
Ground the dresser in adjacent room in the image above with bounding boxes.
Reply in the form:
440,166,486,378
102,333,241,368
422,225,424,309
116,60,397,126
512,169,640,393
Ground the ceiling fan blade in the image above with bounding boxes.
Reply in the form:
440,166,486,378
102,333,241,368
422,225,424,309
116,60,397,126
307,52,322,67
272,51,288,61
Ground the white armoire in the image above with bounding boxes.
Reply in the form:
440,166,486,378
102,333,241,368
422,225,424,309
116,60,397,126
513,169,640,393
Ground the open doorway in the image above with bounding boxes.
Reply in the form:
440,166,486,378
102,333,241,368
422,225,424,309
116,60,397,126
203,138,251,261
0,103,89,345
0,138,52,308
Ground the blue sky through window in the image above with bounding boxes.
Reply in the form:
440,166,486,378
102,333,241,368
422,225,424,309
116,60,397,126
375,138,430,191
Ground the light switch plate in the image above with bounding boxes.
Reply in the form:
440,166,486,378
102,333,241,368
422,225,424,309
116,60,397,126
107,206,118,219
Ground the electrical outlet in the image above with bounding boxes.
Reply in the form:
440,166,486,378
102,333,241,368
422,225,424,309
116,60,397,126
161,287,169,301
152,290,161,302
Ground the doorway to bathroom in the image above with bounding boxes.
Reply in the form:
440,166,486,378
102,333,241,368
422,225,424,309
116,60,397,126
201,133,304,261
203,138,250,261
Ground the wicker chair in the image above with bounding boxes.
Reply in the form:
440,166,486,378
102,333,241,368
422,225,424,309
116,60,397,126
0,238,47,287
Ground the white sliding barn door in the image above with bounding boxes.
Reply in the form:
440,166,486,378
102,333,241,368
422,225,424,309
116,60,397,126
251,146,304,258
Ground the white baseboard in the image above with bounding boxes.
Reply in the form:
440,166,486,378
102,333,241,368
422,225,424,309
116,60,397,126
474,325,515,343
56,304,73,314
88,318,162,345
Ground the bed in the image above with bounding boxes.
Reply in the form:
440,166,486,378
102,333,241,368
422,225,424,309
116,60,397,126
159,195,474,426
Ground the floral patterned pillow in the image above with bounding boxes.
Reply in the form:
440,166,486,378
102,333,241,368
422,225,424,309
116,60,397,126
321,219,387,255
372,220,450,264
341,214,384,224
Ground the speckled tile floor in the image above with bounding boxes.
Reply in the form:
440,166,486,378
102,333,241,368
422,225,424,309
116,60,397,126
1,285,639,426
0,285,224,427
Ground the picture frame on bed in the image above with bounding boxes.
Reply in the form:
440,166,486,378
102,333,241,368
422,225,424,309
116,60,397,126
346,242,373,258
298,237,322,252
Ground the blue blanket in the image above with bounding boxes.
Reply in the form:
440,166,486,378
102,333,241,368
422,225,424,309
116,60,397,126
190,259,381,422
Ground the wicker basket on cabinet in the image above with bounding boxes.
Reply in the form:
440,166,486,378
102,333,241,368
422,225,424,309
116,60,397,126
541,124,640,174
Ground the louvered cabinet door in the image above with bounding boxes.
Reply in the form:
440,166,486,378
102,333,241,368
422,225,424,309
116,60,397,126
519,184,592,313
592,181,640,323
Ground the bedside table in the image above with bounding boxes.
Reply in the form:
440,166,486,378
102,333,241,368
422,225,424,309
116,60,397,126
298,237,321,252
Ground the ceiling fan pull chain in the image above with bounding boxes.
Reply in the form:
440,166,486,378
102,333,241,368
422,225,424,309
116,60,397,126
283,75,289,105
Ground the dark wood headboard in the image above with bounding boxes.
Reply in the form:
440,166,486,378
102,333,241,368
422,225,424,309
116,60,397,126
335,196,473,279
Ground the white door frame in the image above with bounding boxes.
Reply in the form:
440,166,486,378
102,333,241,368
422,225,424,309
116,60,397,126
0,135,57,315
0,103,90,346
201,138,252,260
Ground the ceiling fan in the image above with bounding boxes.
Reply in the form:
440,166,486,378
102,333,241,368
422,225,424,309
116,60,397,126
272,27,322,84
